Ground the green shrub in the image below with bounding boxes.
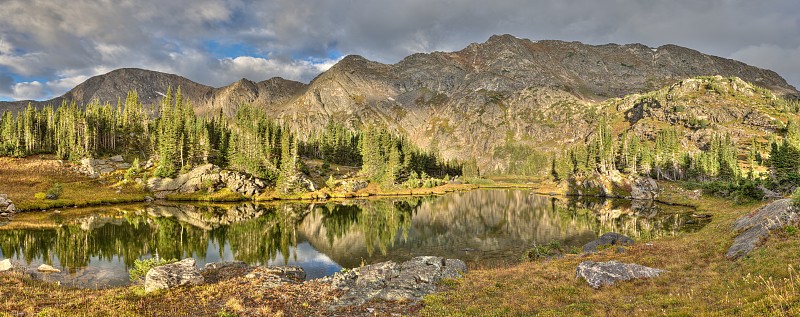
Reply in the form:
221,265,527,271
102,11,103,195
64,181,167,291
34,192,46,200
129,257,178,282
46,183,63,199
792,188,800,206
521,241,564,261
326,175,337,189
125,158,142,181
785,225,797,236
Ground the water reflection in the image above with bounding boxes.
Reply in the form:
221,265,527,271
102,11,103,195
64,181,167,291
0,190,709,287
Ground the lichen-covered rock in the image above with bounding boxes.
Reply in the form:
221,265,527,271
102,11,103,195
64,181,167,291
144,258,204,293
726,199,798,260
331,256,467,307
576,260,664,289
583,232,635,253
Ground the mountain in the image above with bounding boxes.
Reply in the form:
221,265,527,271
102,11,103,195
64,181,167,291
2,34,797,172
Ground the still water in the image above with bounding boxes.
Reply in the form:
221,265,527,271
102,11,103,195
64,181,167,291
0,189,709,288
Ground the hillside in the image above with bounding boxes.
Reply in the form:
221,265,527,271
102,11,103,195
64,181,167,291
1,34,797,172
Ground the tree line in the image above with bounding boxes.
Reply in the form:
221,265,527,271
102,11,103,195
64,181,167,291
552,115,800,198
0,88,462,191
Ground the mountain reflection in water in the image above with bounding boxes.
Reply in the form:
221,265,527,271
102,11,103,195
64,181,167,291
0,189,708,287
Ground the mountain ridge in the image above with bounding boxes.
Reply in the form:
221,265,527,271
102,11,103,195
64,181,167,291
2,35,798,172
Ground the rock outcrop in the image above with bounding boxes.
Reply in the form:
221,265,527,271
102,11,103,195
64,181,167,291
144,258,204,293
576,260,665,289
147,164,267,198
567,171,659,200
331,256,467,307
0,194,17,217
75,156,133,178
726,199,798,260
582,232,635,253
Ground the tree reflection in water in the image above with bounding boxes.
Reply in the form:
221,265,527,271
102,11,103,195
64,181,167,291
0,190,709,287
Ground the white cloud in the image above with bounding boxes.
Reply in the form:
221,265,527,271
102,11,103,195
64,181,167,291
11,81,45,100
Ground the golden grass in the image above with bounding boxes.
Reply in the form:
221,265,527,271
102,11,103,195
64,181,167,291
0,156,147,211
419,182,800,316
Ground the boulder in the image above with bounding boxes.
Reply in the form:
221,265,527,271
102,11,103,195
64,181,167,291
726,199,798,260
630,177,659,200
37,264,61,273
144,258,204,293
0,259,12,272
331,256,467,307
109,155,124,162
583,232,635,253
0,194,17,214
277,173,317,194
245,266,307,288
576,260,665,289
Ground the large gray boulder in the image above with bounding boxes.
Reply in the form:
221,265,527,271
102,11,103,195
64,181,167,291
726,199,798,260
144,258,204,293
582,232,634,253
331,256,467,307
576,260,665,289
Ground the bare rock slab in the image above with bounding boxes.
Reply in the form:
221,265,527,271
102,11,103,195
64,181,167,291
144,258,204,293
726,199,798,260
576,260,664,289
331,256,467,307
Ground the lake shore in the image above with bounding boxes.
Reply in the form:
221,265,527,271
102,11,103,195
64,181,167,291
2,157,798,316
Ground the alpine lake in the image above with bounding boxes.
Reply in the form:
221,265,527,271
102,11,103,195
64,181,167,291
0,189,710,288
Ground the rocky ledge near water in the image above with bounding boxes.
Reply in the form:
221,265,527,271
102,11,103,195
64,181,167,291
142,256,467,308
726,198,798,260
329,256,468,307
0,194,18,218
576,260,665,289
567,171,659,200
146,164,274,198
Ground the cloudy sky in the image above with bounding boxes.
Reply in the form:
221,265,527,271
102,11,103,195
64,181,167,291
1,0,798,101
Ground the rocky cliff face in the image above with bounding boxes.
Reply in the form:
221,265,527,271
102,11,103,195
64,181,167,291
2,35,797,171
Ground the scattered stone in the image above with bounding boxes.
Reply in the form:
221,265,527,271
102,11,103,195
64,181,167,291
331,256,467,307
582,232,634,253
109,155,124,162
726,199,798,260
37,264,61,273
0,259,12,272
0,194,17,215
144,258,204,293
45,193,57,200
144,196,154,202
576,260,665,289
